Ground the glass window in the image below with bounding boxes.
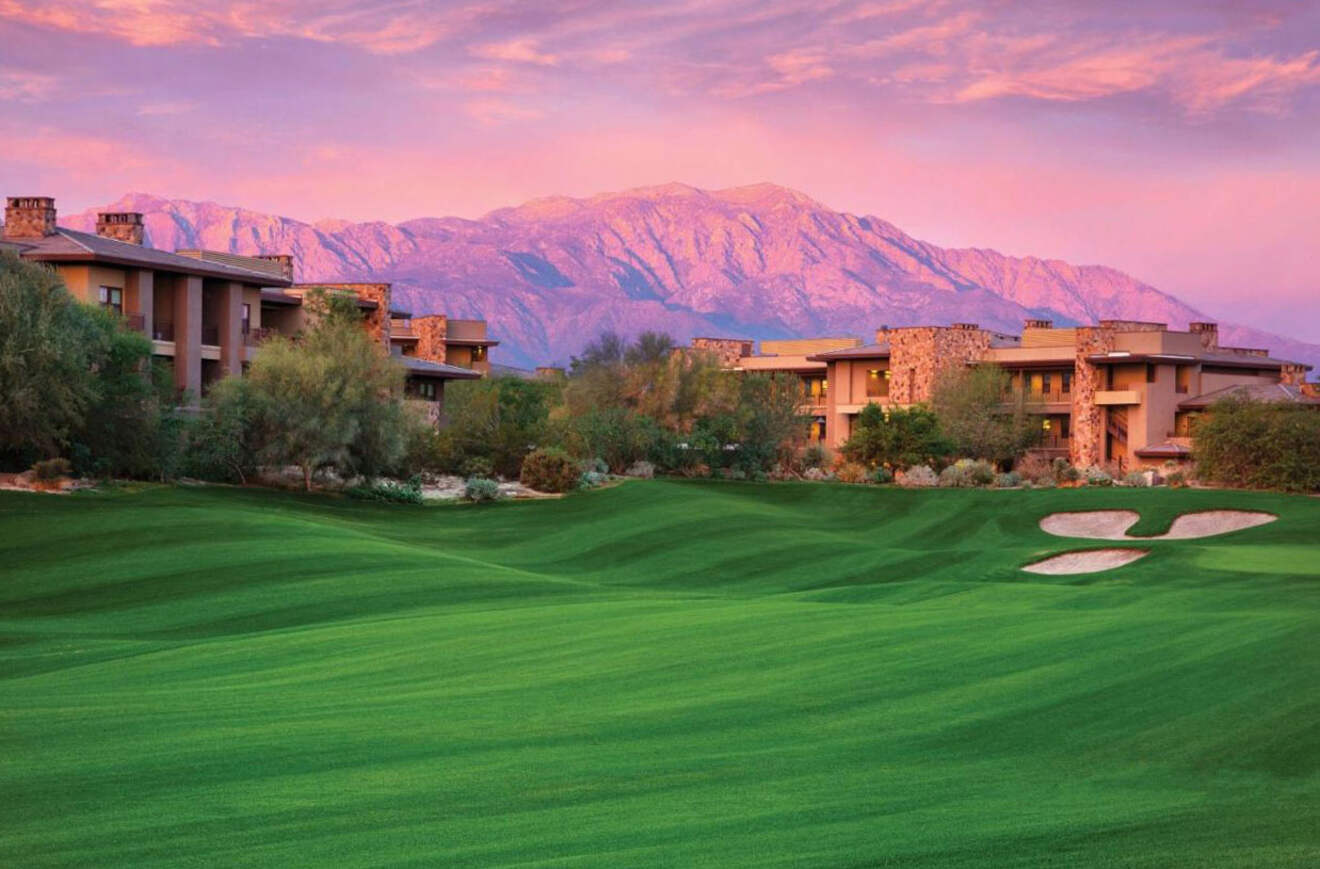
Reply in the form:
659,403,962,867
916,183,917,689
1041,373,1052,395
241,303,251,335
866,369,889,397
1062,372,1072,394
98,286,122,313
472,345,487,362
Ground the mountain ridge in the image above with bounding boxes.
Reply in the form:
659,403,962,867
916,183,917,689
56,185,1319,371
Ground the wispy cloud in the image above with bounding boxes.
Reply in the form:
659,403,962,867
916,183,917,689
0,68,58,102
470,38,560,66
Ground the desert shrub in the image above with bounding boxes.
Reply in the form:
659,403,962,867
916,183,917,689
869,466,894,484
1166,470,1187,488
1031,475,1057,489
520,446,580,493
31,457,73,481
897,465,938,488
1124,470,1149,487
801,444,828,470
345,477,423,505
835,462,869,484
463,476,503,502
625,460,655,478
803,467,835,482
1052,457,1082,483
939,458,996,488
1082,466,1113,487
581,456,610,475
578,470,608,490
461,455,495,479
994,471,1022,489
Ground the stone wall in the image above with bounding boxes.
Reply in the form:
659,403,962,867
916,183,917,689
1281,363,1310,386
884,324,992,406
295,282,392,349
1189,321,1219,350
414,314,448,364
1070,326,1117,468
690,337,753,368
3,197,56,239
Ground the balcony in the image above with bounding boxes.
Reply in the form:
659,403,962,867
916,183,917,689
244,327,276,346
1094,390,1139,405
123,312,146,333
153,322,175,342
201,325,220,346
390,318,417,340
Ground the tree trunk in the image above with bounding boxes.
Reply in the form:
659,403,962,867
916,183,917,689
303,464,313,492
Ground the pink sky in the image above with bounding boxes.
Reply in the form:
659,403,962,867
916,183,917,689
2,0,1318,340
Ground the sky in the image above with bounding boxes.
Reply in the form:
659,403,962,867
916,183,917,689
2,0,1318,340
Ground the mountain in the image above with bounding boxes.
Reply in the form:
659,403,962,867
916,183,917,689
61,184,1319,371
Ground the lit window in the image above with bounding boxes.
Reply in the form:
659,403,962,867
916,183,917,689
1042,418,1052,431
98,286,122,314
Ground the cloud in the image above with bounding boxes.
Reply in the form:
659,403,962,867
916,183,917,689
0,69,58,102
136,100,196,116
464,98,546,124
470,38,559,66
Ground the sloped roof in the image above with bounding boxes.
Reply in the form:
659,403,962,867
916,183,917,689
1134,442,1193,458
807,341,891,361
1178,381,1320,410
12,228,291,285
400,357,483,379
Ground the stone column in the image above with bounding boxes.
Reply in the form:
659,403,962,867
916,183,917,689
174,275,203,403
125,269,153,339
218,281,243,377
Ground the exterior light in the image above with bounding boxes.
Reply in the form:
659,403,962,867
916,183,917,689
1042,418,1052,431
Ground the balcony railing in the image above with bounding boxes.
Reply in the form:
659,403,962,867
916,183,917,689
244,327,276,346
123,312,145,332
153,322,175,342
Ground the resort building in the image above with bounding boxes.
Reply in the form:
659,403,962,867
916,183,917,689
2,196,493,417
696,319,1315,471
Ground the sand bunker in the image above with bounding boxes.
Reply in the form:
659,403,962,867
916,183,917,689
1022,548,1149,575
1040,510,1276,541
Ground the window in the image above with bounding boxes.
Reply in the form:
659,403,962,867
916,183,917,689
1029,373,1043,396
415,380,437,400
1061,372,1072,395
1146,364,1157,383
98,286,122,314
1061,416,1071,438
472,345,487,362
1041,373,1052,395
241,303,251,335
1041,418,1052,431
866,368,889,398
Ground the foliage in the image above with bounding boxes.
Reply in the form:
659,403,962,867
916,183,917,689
185,376,262,484
994,471,1022,489
519,446,581,493
931,365,1041,465
869,466,894,484
1053,458,1082,484
625,460,656,479
1194,398,1320,492
938,459,996,488
842,404,953,469
563,407,657,473
463,476,503,502
897,464,939,487
835,462,869,484
1166,471,1187,488
1082,466,1113,487
1124,471,1150,487
31,457,73,481
438,377,555,478
460,455,495,479
801,444,828,470
345,477,424,505
578,470,608,490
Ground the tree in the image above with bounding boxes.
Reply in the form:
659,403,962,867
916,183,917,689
244,302,405,490
842,404,953,469
437,376,556,478
930,364,1040,465
1195,398,1320,492
187,376,262,484
0,253,103,465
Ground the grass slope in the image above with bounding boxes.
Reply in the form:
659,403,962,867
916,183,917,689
2,481,1319,867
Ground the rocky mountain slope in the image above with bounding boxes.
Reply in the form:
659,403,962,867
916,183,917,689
62,184,1318,370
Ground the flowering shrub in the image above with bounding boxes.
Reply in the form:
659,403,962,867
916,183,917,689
869,466,894,484
835,462,869,484
519,447,581,493
994,471,1022,488
938,459,996,488
897,465,938,488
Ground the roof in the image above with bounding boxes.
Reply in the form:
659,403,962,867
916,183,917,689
12,228,291,286
260,289,302,306
807,342,891,361
1085,350,1306,369
445,337,501,347
400,357,483,379
1134,442,1193,459
1178,382,1320,410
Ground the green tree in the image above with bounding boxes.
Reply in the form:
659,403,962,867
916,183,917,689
187,376,262,484
842,404,953,469
438,376,555,478
930,364,1040,465
1195,398,1320,492
0,253,102,464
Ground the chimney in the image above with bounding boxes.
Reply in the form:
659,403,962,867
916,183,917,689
951,322,980,331
3,197,57,239
1188,321,1218,350
1024,318,1053,329
256,254,294,281
96,212,144,245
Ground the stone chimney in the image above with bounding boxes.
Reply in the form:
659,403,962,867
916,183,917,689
1188,321,1218,350
1024,318,1053,329
950,322,980,331
256,254,294,281
1281,363,1309,386
96,212,144,245
414,314,449,364
3,197,57,239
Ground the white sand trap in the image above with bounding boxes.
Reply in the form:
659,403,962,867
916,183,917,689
1040,509,1276,541
1022,548,1149,575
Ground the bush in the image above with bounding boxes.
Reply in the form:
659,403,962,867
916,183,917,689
345,478,423,504
1030,475,1057,489
869,466,894,484
939,458,996,488
520,447,581,493
835,462,869,484
801,444,828,470
1166,470,1187,488
624,460,655,478
1052,457,1081,484
803,467,835,482
463,476,503,502
578,470,608,490
842,404,952,469
31,457,73,481
897,465,938,488
581,456,609,475
461,455,495,479
1082,466,1113,487
1195,398,1320,492
994,471,1022,489
1124,470,1149,487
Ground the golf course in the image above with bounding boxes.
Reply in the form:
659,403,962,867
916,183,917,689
3,480,1319,867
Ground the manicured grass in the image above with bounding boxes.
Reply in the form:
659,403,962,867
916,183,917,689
2,481,1319,867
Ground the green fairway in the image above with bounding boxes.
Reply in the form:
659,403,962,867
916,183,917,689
3,481,1319,867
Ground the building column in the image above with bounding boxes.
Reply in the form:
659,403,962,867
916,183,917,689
126,269,153,339
219,281,243,377
174,275,203,403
